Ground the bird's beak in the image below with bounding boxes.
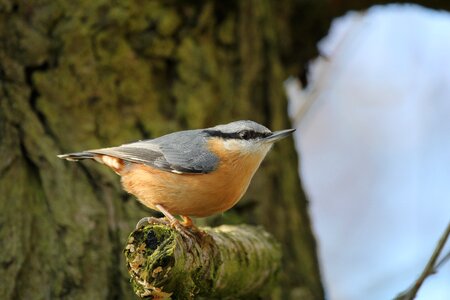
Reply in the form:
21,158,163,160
263,128,296,143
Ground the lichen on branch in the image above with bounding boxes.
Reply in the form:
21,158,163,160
124,223,282,299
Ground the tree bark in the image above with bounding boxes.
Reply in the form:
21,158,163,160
0,0,327,299
124,223,281,299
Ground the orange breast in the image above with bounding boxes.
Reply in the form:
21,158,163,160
120,139,266,217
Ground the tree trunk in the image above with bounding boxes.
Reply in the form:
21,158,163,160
1,1,325,299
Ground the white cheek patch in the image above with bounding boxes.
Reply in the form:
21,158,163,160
223,139,273,155
223,139,242,151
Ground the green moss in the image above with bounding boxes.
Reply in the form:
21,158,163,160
218,16,236,45
125,225,187,298
157,8,182,37
2,0,325,298
125,224,281,299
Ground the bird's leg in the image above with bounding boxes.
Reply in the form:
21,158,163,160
181,215,206,238
155,204,179,225
155,204,198,240
181,215,194,228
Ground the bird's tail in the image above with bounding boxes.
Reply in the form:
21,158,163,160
57,152,95,161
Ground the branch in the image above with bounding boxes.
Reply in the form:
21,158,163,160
434,250,450,271
124,223,282,299
394,220,450,300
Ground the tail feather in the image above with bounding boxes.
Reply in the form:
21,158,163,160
57,152,95,161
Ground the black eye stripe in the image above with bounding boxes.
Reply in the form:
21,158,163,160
239,130,256,140
204,129,271,140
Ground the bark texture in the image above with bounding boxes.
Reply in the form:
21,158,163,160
6,0,447,299
0,0,326,299
125,223,281,299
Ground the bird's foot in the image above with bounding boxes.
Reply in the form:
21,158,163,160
135,216,202,241
169,218,201,241
135,216,170,230
181,215,196,228
152,204,203,240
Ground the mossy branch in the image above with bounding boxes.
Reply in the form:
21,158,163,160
124,223,282,299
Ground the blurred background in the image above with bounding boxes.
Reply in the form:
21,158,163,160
286,3,450,300
1,1,449,300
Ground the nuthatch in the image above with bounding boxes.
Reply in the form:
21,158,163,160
58,120,294,231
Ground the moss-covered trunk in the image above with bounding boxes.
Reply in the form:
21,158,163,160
124,223,282,299
0,0,327,299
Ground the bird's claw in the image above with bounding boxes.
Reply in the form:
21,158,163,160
135,216,169,230
135,216,202,242
170,219,200,241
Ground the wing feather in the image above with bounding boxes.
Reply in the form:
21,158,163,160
84,130,219,174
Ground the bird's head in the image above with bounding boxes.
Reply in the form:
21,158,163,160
203,120,295,155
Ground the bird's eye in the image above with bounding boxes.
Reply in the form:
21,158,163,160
239,130,252,140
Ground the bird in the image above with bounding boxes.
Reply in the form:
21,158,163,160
58,120,295,233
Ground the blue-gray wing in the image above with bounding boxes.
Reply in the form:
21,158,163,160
85,130,219,174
